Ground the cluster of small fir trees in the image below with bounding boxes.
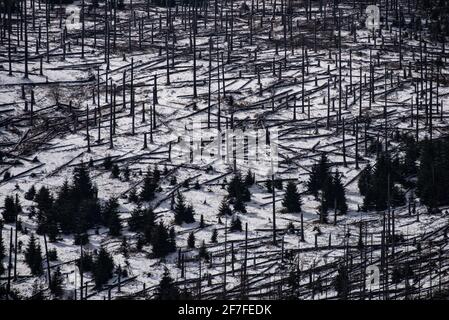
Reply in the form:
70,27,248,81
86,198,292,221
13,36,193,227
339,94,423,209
1,194,22,223
358,153,406,212
128,206,176,258
21,164,125,243
307,154,348,222
416,137,449,209
174,192,195,225
226,170,252,214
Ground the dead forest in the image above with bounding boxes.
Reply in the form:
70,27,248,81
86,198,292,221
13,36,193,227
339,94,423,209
1,0,449,300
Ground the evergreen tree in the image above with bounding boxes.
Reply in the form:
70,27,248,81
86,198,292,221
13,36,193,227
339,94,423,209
198,240,209,261
2,195,17,223
72,164,96,201
244,169,255,186
333,264,349,299
92,247,115,288
174,192,187,225
199,214,205,228
318,181,331,224
194,181,201,190
111,164,120,179
417,137,449,208
332,171,348,215
187,231,195,248
54,180,74,234
230,216,243,232
123,166,131,181
151,222,175,258
140,169,157,201
227,173,251,202
287,221,295,234
169,227,176,252
50,267,64,298
25,234,43,275
233,194,247,213
282,181,302,213
103,198,121,236
218,198,232,216
128,206,155,235
184,204,196,224
47,248,58,261
274,179,283,190
154,268,180,300
361,153,406,211
24,185,36,200
34,187,54,234
358,164,372,197
77,250,94,272
128,188,139,203
103,156,113,170
120,236,129,259
210,228,218,243
401,135,419,176
174,192,195,224
307,153,330,197
153,166,161,183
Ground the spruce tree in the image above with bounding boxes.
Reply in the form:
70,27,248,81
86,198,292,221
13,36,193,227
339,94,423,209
93,247,115,288
120,236,129,259
174,192,195,224
128,206,155,240
103,156,113,170
35,187,54,234
332,171,348,215
417,137,449,208
151,222,175,258
25,234,43,275
187,231,195,248
54,180,74,233
358,164,372,197
230,216,243,232
174,192,187,225
140,169,157,201
111,164,120,179
199,240,209,261
401,135,419,176
184,204,196,224
333,264,349,299
24,185,36,200
72,164,96,201
169,227,176,252
274,179,283,190
361,153,405,211
154,268,180,300
227,173,251,202
282,181,302,213
153,166,161,183
210,228,218,243
218,198,232,216
103,198,121,236
233,195,247,213
307,153,330,197
50,267,64,298
2,195,17,223
244,169,255,186
128,188,139,203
